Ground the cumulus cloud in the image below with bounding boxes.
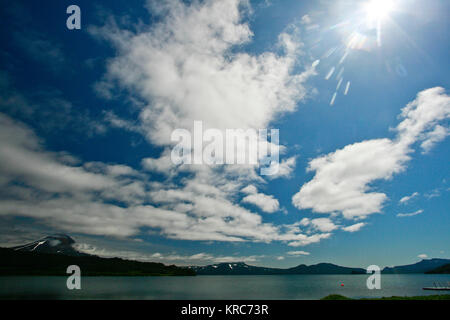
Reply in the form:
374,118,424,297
287,233,331,247
417,253,428,259
292,87,450,219
266,156,297,179
310,218,338,232
241,185,280,213
399,192,419,204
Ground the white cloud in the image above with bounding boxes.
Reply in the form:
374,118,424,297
287,250,310,256
292,87,450,219
241,185,258,195
287,233,331,247
0,113,332,246
420,125,449,154
342,222,366,233
91,0,315,147
266,156,297,179
241,185,280,213
397,209,423,218
310,218,338,232
417,253,428,259
276,256,285,260
0,1,334,250
300,14,312,25
299,217,310,226
141,150,175,175
74,242,264,265
399,192,419,204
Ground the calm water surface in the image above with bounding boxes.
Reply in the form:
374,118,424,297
1,274,449,299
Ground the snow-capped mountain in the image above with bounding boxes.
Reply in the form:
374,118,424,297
11,234,88,256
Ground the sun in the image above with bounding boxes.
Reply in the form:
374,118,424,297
364,0,394,21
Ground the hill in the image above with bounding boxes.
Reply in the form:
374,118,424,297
425,263,450,274
190,262,366,275
0,247,195,276
382,258,450,274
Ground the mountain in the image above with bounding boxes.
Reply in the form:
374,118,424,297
1,235,194,276
190,262,366,275
286,263,366,274
11,234,87,256
425,263,450,274
190,262,284,275
382,259,450,274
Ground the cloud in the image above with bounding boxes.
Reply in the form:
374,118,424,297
241,185,280,213
287,233,331,247
425,188,441,199
396,209,423,218
417,253,428,259
0,0,334,250
276,256,285,260
292,87,450,219
399,192,419,204
287,250,310,256
14,31,65,70
310,218,338,232
91,0,315,146
241,185,258,195
74,242,264,265
342,222,366,232
300,15,312,25
0,73,106,137
420,125,449,153
267,156,297,179
0,113,331,246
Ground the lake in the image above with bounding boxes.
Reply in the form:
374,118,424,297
1,274,449,299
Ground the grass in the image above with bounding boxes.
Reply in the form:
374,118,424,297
321,294,450,300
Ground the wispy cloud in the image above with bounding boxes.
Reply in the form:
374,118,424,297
342,222,366,232
287,250,310,256
397,209,424,218
74,242,265,265
399,192,419,204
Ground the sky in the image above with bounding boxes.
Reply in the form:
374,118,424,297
0,0,448,268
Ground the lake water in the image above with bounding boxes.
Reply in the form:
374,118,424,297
1,274,449,299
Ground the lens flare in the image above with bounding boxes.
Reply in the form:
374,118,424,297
365,0,394,21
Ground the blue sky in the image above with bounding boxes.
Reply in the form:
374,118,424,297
0,0,448,268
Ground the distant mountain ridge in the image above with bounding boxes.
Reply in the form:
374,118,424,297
192,259,450,275
190,262,366,275
5,234,450,275
382,258,450,274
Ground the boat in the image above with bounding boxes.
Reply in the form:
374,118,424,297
423,282,450,291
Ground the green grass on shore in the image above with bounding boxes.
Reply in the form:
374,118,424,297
321,294,450,300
